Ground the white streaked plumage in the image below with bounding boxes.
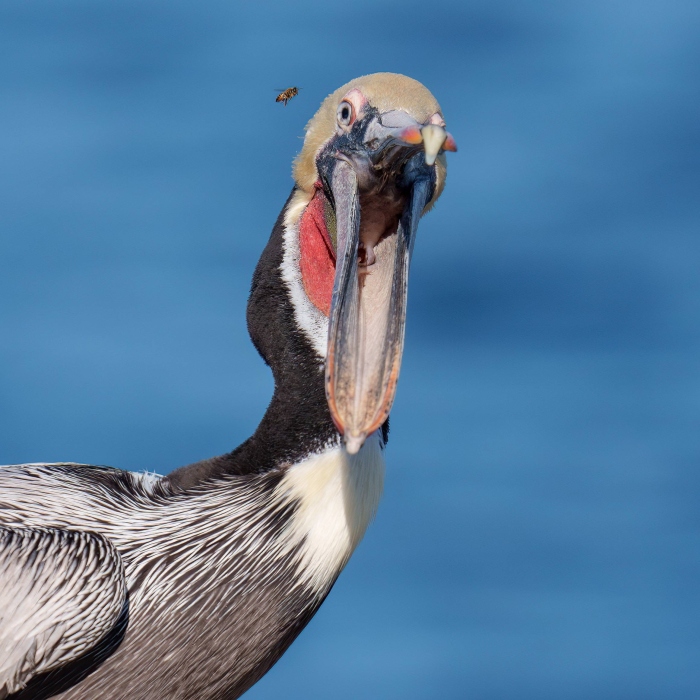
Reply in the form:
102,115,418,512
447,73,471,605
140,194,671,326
0,438,384,695
1,441,382,604
0,528,126,698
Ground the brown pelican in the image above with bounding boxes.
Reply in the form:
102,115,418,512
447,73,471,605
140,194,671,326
0,73,456,700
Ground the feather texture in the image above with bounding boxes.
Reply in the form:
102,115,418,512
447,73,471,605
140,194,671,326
0,436,383,698
0,527,126,698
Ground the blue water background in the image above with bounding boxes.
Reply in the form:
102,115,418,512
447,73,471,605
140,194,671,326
1,1,699,697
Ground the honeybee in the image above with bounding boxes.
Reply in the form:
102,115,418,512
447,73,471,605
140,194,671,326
275,87,300,106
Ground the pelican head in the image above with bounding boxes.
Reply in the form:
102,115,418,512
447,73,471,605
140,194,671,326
291,73,457,453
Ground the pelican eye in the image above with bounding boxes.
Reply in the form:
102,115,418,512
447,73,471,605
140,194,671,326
337,101,354,127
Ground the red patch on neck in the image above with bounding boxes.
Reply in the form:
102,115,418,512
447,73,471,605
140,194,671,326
299,185,335,317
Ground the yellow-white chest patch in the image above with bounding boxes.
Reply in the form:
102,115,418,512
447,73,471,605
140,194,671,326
276,433,385,594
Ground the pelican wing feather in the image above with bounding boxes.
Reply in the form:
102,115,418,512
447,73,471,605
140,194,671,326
0,527,126,698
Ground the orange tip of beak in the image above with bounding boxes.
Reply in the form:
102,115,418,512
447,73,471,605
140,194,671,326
443,132,458,152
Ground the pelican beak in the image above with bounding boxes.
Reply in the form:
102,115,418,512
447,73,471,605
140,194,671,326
316,110,454,453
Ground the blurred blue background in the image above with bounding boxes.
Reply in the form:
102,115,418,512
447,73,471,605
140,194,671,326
1,1,699,697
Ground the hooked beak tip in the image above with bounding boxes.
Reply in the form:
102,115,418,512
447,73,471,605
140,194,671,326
421,124,447,166
344,432,366,454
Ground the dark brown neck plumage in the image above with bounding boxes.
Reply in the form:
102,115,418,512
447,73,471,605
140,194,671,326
166,189,340,490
